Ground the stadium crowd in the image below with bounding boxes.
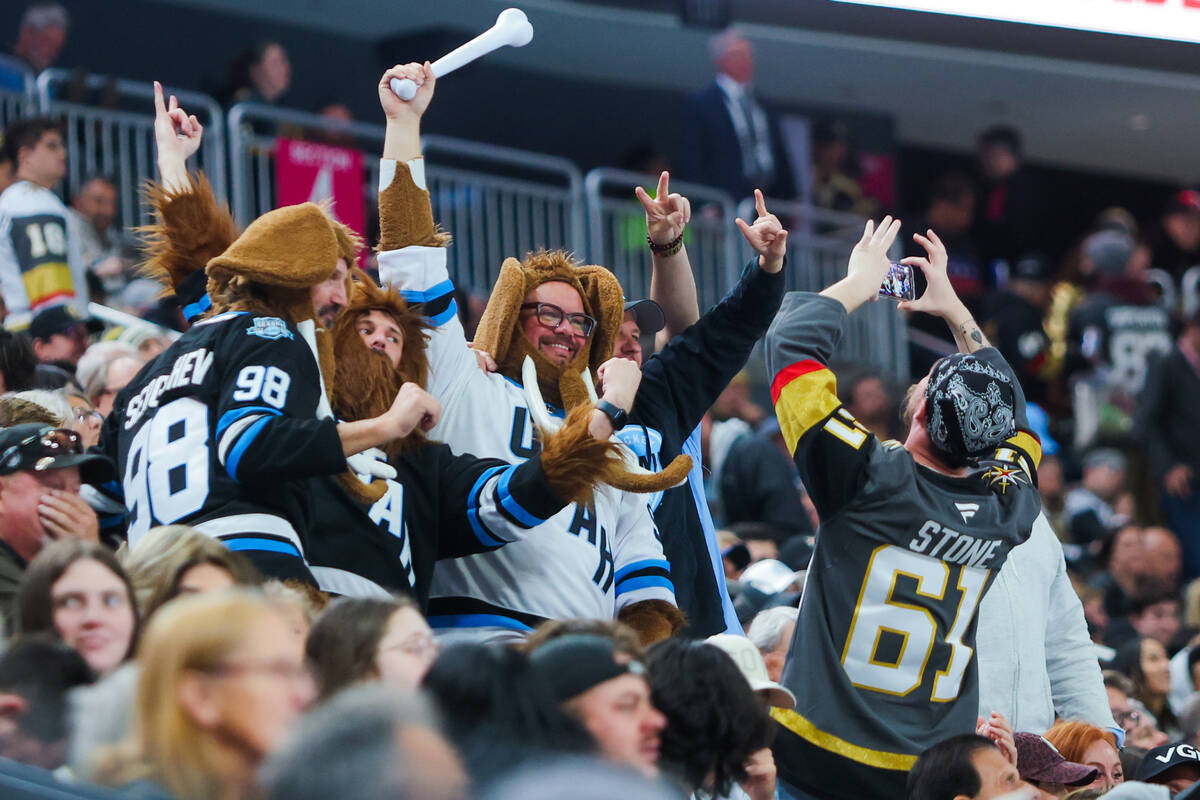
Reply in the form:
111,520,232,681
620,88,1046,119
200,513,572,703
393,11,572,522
0,2,1199,799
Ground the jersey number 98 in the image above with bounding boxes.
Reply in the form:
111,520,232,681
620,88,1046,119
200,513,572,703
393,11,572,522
123,398,210,542
841,544,987,702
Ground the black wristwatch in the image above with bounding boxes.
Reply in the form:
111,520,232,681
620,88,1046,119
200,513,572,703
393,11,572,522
594,399,629,431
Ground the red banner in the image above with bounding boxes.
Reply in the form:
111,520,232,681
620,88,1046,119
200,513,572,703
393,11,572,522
275,138,366,243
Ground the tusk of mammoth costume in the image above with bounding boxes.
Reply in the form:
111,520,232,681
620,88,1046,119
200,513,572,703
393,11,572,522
581,367,600,405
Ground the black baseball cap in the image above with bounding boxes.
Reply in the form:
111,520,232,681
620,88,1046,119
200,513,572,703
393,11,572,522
622,299,665,337
28,305,103,341
0,424,115,484
1136,743,1200,784
530,634,647,702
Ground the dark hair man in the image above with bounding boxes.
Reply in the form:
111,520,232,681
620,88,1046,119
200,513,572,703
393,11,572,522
908,734,1033,800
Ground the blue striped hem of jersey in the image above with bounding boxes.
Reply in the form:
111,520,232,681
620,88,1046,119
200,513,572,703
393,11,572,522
614,558,672,584
495,465,545,528
217,405,282,438
398,280,454,303
225,416,274,481
427,613,534,632
466,465,510,548
615,575,675,596
223,537,302,557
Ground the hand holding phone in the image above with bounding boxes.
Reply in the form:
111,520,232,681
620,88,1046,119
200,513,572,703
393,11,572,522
878,262,915,302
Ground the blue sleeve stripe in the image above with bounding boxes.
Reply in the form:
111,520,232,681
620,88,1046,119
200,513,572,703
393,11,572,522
428,299,459,327
614,558,672,584
216,405,281,437
427,613,533,632
182,293,212,322
614,575,676,596
225,416,274,481
398,279,454,303
467,465,509,547
223,537,302,558
495,465,544,528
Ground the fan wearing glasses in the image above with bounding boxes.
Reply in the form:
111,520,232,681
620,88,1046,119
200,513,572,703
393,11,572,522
0,424,115,615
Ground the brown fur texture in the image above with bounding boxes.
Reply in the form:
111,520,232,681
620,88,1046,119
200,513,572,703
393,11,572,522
617,599,688,646
208,202,339,289
536,405,626,508
139,173,237,292
377,161,452,251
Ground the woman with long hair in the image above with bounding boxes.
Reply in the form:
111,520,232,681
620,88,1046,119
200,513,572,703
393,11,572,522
15,540,138,677
1044,721,1124,793
93,590,314,800
1110,636,1179,737
305,595,436,700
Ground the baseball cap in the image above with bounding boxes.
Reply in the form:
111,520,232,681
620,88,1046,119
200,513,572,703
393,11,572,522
530,635,647,702
28,305,103,341
0,424,115,484
1013,732,1097,787
706,634,796,710
740,559,805,596
1136,743,1200,784
622,299,665,338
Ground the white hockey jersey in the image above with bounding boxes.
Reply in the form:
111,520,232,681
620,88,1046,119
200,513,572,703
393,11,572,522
377,162,675,637
0,180,89,329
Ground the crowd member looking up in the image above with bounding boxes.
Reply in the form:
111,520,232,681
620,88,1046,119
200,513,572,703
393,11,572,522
907,734,1032,800
306,596,437,699
747,605,798,684
122,524,260,622
766,220,1041,799
227,41,291,106
645,638,774,798
92,590,314,800
1148,190,1200,280
680,29,792,201
1138,310,1200,580
1044,721,1124,792
8,2,68,76
424,641,594,787
14,540,137,678
529,634,665,779
1111,638,1178,736
0,329,37,392
974,124,1043,270
260,685,468,800
0,635,91,771
0,423,110,617
0,117,89,330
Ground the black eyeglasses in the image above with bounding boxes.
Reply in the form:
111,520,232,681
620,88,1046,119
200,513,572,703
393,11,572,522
0,428,82,475
520,303,597,338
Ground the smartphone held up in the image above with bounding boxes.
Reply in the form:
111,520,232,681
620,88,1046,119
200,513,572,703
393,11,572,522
878,261,915,302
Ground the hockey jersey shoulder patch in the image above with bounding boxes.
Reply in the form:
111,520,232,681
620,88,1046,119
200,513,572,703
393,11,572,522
246,317,294,340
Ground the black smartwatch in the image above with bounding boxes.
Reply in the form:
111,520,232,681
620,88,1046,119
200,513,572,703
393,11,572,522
594,399,629,431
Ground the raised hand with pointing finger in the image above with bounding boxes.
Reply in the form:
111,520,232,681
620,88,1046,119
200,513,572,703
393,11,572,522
635,171,691,247
152,80,203,192
735,189,788,274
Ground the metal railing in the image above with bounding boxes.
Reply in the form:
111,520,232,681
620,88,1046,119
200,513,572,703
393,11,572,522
735,196,909,381
584,168,738,310
36,69,227,228
0,54,34,132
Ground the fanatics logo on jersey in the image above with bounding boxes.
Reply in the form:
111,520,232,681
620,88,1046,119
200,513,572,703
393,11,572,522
246,317,294,341
955,502,979,522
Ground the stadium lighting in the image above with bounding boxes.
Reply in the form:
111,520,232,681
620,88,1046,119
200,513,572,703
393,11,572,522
830,0,1200,45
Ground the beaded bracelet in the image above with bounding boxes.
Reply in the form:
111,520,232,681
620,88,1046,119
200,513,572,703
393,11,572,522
647,231,684,257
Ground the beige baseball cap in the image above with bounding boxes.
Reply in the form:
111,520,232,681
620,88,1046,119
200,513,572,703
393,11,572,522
707,633,796,710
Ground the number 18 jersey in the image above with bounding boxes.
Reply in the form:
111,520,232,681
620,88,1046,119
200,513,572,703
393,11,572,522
102,311,347,566
765,293,1043,800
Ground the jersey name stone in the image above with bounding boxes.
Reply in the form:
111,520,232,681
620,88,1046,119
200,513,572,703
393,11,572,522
908,519,1003,569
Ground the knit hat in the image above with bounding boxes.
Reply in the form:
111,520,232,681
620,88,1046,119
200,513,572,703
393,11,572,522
925,354,1016,464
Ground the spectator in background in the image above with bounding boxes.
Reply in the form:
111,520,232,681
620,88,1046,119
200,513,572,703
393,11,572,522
27,305,98,368
68,174,127,299
0,423,110,618
836,367,895,438
1012,731,1098,798
1142,528,1183,593
62,387,101,448
974,124,1044,271
226,41,291,106
1147,190,1200,281
0,635,91,771
981,253,1054,405
85,353,140,418
0,329,37,392
1094,526,1150,621
260,686,468,800
1111,638,1178,737
1065,449,1130,548
680,30,792,202
92,590,315,799
1138,309,1200,580
809,119,875,218
4,3,68,81
306,596,438,700
718,425,812,537
747,605,798,684
907,734,1031,800
1134,743,1200,794
1044,721,1124,793
1105,671,1169,750
1124,582,1182,650
14,540,138,678
0,117,90,329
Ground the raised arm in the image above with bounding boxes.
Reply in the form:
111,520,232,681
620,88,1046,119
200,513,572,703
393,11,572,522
636,171,699,344
152,81,203,193
900,229,991,354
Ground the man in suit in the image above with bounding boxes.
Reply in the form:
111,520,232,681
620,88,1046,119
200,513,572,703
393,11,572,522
681,31,793,202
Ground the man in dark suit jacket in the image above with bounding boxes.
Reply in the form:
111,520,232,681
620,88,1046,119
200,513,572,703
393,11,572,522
680,31,794,202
